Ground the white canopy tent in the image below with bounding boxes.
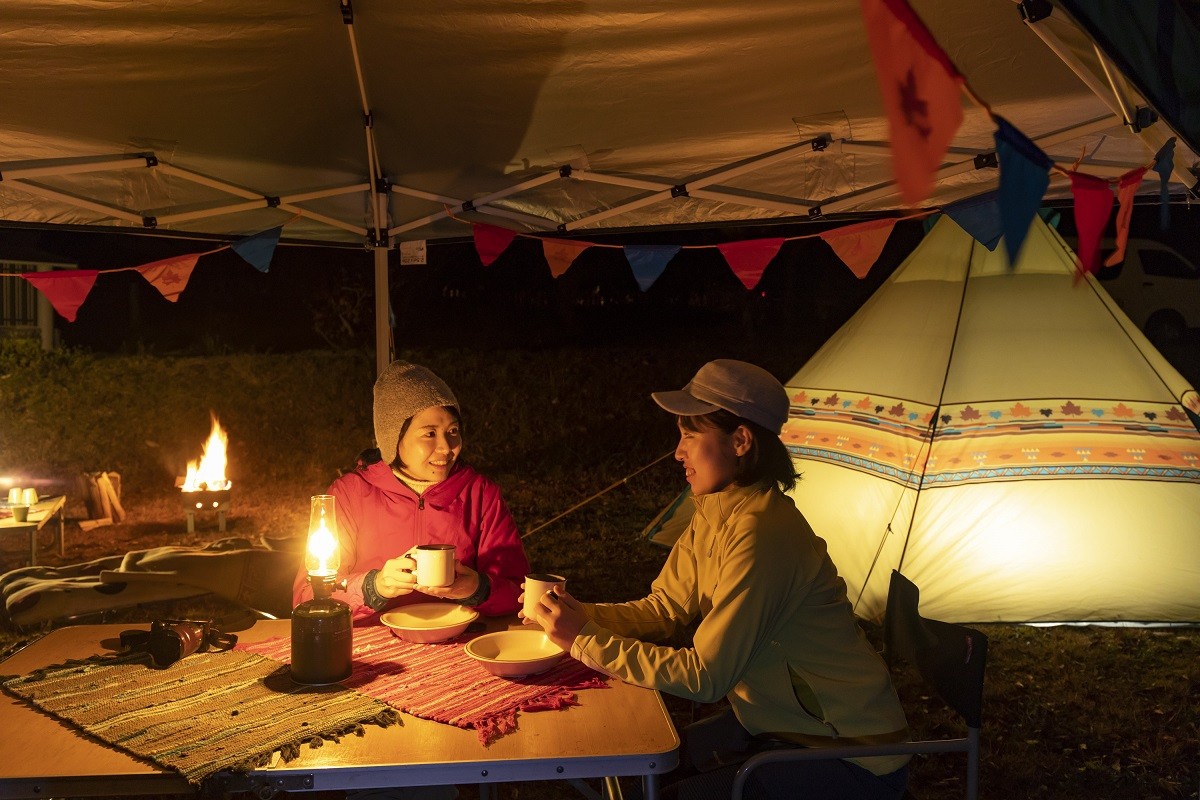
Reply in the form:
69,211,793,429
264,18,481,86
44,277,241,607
1,1,1196,373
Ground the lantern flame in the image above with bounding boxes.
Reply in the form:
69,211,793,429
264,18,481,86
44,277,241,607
306,517,339,577
181,415,231,492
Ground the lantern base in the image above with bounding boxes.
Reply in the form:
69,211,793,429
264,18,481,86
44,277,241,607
291,596,352,685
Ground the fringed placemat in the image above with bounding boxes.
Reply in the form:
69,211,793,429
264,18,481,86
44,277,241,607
1,649,398,785
240,626,608,745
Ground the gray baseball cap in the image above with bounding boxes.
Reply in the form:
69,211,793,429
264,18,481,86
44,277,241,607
652,359,789,434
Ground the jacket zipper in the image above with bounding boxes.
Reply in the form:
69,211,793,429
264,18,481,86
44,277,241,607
417,495,425,543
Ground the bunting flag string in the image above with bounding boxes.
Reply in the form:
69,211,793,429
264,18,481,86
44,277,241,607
449,206,937,293
819,218,898,279
541,238,590,278
229,225,282,273
858,0,1175,271
717,238,785,290
20,270,100,323
624,245,680,292
1105,167,1148,268
472,222,519,267
860,0,964,206
9,223,287,322
137,254,202,303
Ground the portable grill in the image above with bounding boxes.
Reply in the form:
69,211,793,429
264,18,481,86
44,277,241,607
175,478,231,533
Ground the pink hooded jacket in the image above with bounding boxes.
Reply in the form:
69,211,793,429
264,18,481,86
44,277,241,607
292,458,529,621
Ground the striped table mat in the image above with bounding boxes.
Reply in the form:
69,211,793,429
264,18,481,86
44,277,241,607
240,626,609,745
1,650,398,785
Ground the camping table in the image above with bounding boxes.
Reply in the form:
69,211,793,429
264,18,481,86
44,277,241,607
0,618,680,799
0,494,67,566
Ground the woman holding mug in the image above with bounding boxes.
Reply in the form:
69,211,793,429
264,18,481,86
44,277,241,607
293,360,529,621
528,359,909,800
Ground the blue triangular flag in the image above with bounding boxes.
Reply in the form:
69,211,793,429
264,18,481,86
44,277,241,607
1152,137,1176,230
994,116,1052,267
624,245,680,292
230,226,282,273
944,190,1003,251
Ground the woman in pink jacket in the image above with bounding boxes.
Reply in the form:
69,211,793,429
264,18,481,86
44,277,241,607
292,361,529,622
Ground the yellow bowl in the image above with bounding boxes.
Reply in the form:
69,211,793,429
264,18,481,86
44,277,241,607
379,603,479,643
464,630,565,678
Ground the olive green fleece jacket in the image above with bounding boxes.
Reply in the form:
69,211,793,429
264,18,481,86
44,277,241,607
570,481,910,776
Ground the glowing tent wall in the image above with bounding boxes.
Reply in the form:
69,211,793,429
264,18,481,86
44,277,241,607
784,215,1200,623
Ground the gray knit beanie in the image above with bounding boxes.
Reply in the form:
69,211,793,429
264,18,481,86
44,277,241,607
373,361,460,461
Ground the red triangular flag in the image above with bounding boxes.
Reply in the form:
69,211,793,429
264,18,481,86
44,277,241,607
1069,172,1114,276
21,270,100,322
472,223,519,267
137,254,201,303
820,217,898,278
542,239,590,278
1104,167,1147,267
861,0,964,205
717,238,785,291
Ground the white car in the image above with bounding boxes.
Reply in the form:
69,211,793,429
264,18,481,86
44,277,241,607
1079,238,1200,349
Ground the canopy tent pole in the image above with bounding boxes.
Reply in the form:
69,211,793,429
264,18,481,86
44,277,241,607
0,155,152,180
3,180,146,225
339,0,393,375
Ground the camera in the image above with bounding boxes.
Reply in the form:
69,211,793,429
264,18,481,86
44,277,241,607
120,619,237,667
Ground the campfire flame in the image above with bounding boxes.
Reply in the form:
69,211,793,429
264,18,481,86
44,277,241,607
181,414,231,492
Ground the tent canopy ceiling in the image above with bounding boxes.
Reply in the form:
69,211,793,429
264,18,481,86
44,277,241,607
0,1,1196,245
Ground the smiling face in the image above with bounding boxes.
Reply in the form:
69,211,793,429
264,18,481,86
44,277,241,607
395,406,462,483
674,418,750,495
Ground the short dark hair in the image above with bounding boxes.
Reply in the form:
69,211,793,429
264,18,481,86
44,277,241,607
390,405,461,471
678,410,797,493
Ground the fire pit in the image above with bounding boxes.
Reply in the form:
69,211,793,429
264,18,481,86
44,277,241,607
178,414,232,533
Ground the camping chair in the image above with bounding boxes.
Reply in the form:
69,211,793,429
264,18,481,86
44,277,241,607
731,570,987,800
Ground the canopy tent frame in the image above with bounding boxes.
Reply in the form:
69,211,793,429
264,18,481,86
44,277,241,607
1019,7,1196,191
2,0,1198,378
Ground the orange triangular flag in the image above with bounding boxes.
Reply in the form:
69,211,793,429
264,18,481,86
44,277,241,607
861,0,964,205
1104,167,1148,267
717,238,785,290
137,254,200,303
542,239,590,278
21,270,100,322
472,223,519,267
820,217,897,278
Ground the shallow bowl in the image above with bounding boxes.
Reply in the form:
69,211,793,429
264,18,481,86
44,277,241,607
380,603,479,643
464,629,565,678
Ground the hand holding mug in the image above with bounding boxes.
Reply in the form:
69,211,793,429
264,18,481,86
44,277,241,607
519,573,566,624
528,585,587,652
374,554,419,599
416,559,481,601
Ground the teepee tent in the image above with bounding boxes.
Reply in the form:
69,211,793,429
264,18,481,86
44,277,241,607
783,214,1200,623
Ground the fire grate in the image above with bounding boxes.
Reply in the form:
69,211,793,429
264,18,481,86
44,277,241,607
177,479,231,533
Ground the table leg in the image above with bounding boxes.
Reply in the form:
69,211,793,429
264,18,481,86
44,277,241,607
642,773,660,800
218,509,227,532
186,510,195,533
603,776,626,799
29,529,37,567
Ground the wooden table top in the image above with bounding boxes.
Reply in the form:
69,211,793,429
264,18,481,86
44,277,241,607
0,617,680,798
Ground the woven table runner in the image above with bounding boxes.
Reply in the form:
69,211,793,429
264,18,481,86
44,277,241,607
240,626,608,745
1,650,398,785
